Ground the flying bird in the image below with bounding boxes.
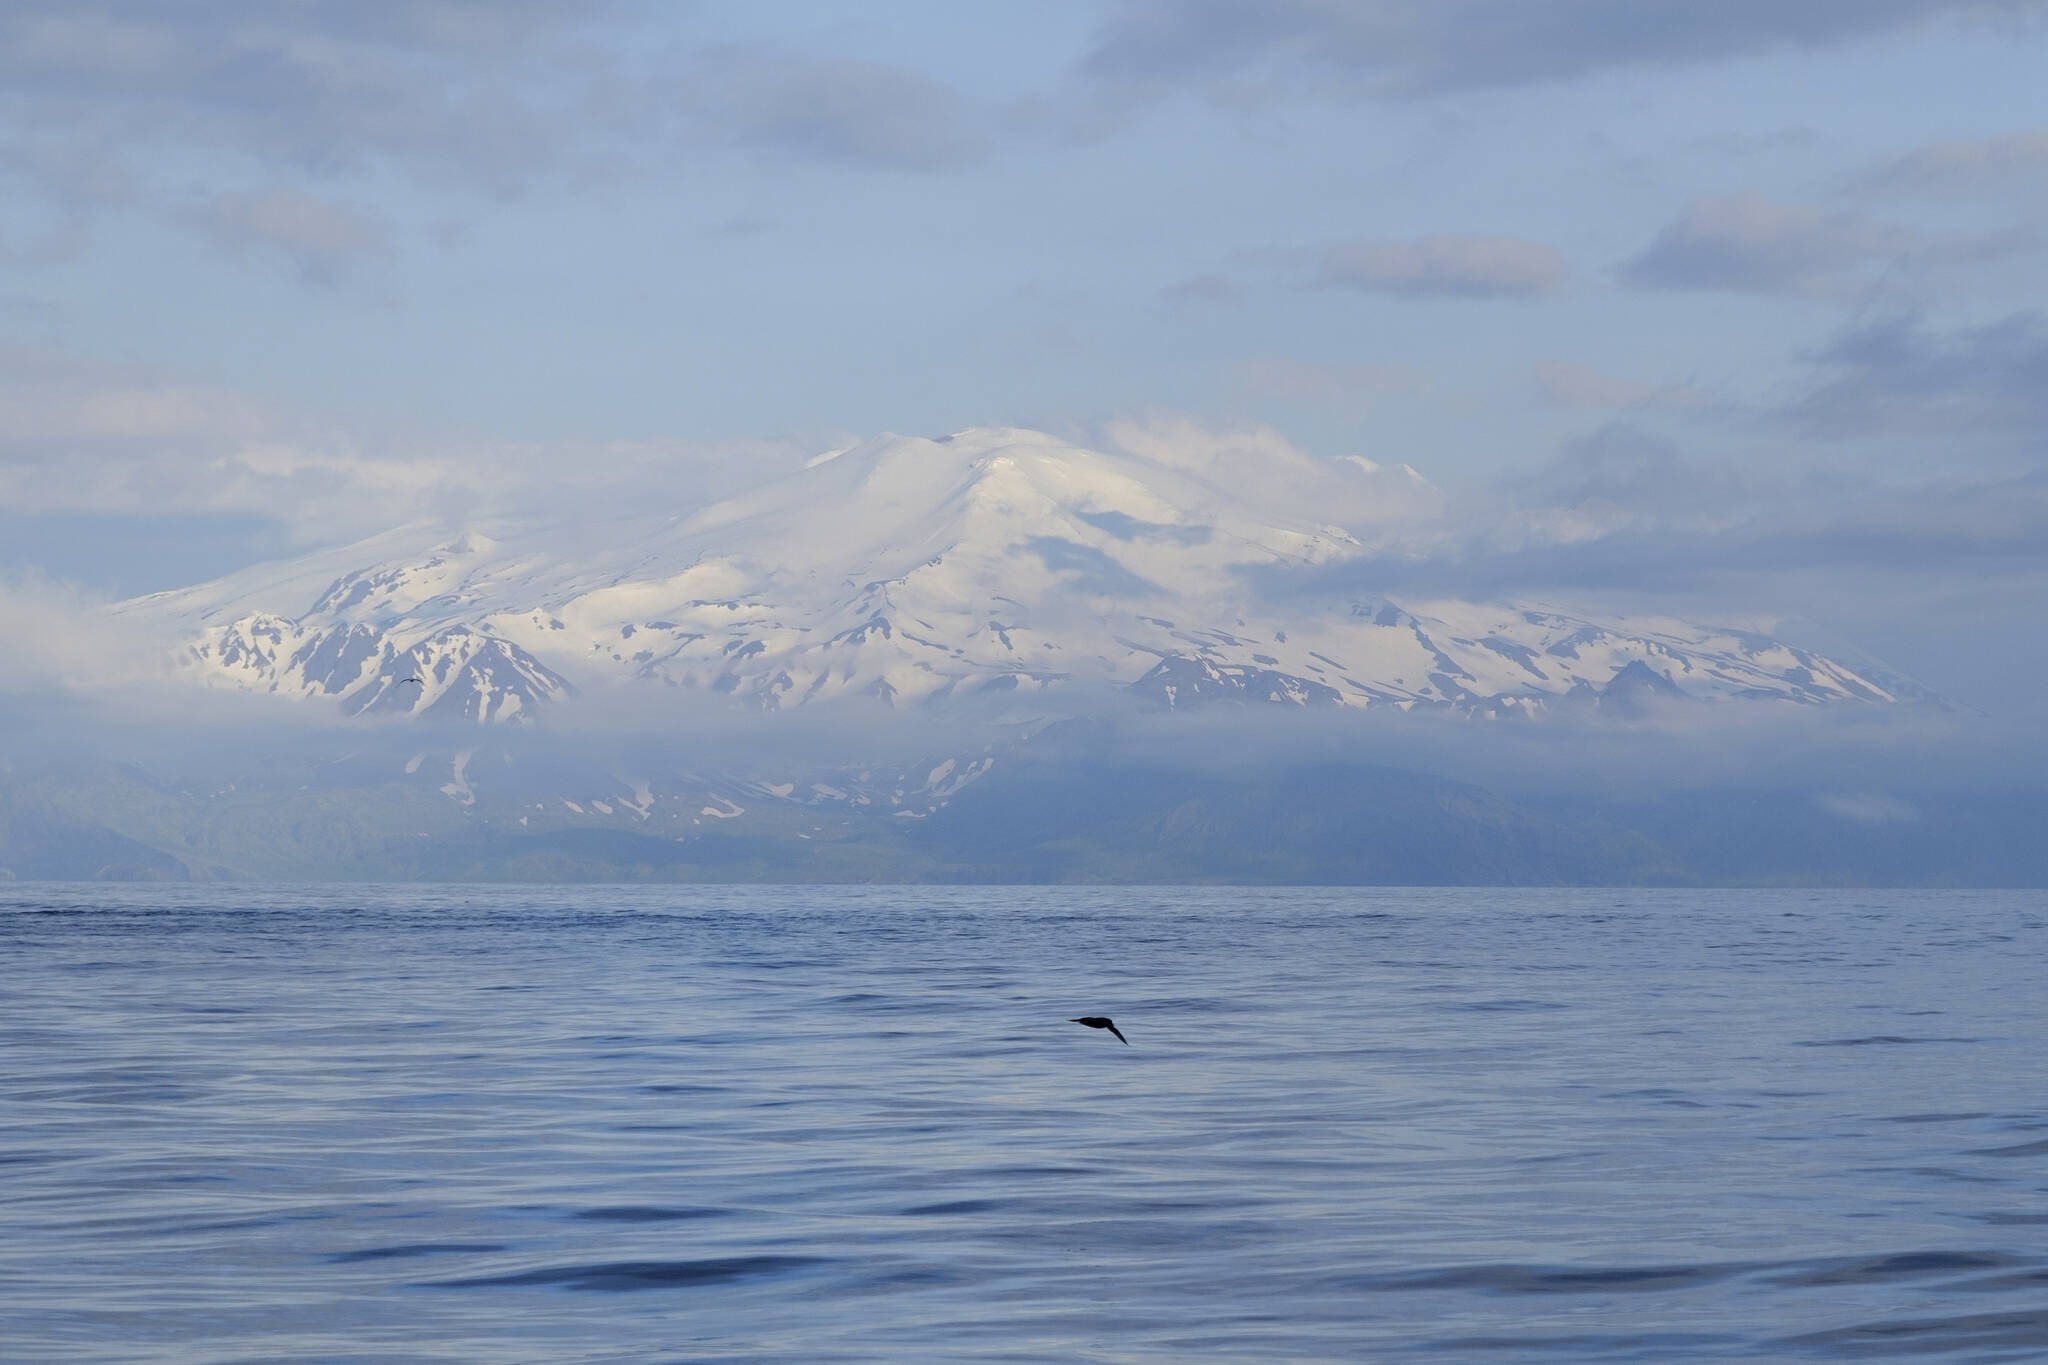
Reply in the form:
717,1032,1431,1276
1070,1016,1128,1045
401,676,424,685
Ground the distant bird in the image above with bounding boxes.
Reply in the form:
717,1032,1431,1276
1070,1016,1128,1045
401,676,425,685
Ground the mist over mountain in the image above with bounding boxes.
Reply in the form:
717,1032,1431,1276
4,427,2034,887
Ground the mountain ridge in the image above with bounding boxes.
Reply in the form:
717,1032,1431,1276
115,426,1932,725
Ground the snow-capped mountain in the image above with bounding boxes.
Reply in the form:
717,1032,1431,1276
190,611,573,723
119,427,1925,723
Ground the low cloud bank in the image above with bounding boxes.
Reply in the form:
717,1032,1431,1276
12,645,2039,802
5,662,2041,886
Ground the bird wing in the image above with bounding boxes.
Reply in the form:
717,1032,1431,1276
1107,1022,1128,1044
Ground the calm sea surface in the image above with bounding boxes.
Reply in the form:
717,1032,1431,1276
2,885,2045,1363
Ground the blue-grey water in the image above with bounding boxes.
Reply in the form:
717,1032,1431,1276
3,886,2045,1363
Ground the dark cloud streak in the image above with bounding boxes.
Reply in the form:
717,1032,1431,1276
1791,311,2048,441
1315,234,1567,299
1618,194,1902,294
675,48,992,173
0,0,591,190
1081,0,2044,102
195,188,394,284
1854,125,2048,196
0,2,1000,281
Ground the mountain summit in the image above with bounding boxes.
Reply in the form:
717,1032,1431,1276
122,427,1919,722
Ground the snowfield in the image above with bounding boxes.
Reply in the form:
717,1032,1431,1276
118,427,1927,724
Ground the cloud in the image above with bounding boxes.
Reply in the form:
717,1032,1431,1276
1858,125,2048,195
1619,193,1903,293
1506,424,1752,528
1024,536,1160,597
0,1,589,189
0,124,137,262
1535,361,1707,411
0,572,164,694
1464,390,2048,599
0,342,831,593
197,189,393,283
675,49,990,173
1316,234,1568,298
1073,509,1212,546
1080,0,2041,102
0,4,1000,281
1100,412,1446,541
1789,310,2048,442
1157,272,1241,307
1234,303,2048,717
0,345,470,535
0,343,269,450
1241,458,2048,703
0,4,1010,191
0,0,609,277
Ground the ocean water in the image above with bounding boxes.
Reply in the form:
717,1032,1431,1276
2,885,2045,1364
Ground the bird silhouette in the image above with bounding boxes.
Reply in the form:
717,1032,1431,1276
1070,1016,1127,1045
401,676,424,685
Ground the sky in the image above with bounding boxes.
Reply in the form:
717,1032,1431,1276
3,1,2046,716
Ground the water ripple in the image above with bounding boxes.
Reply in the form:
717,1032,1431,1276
327,1242,507,1264
428,1255,826,1292
3,884,2045,1362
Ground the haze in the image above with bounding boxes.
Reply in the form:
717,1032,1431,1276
3,3,2046,885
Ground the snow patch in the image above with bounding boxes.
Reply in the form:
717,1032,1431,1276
439,749,476,808
621,779,654,818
